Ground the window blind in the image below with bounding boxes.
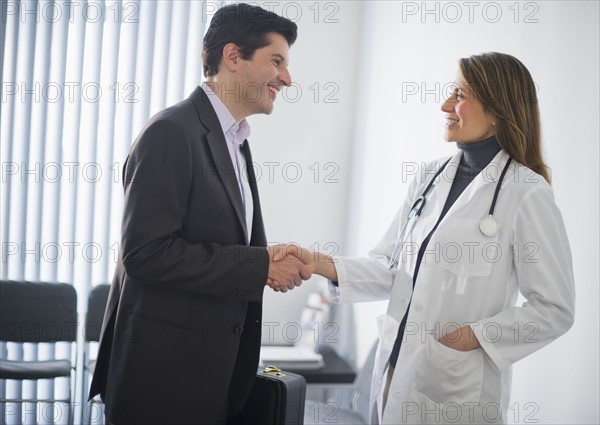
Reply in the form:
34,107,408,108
1,1,207,422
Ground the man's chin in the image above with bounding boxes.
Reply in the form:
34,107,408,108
262,104,275,115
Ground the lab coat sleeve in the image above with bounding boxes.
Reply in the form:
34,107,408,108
471,185,576,371
329,165,425,303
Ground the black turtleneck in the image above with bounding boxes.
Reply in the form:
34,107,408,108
442,136,502,219
388,136,501,369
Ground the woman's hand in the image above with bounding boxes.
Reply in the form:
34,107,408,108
438,325,481,351
267,244,338,288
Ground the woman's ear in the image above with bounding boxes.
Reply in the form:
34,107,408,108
486,111,498,133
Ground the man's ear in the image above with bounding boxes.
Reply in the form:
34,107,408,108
221,43,240,72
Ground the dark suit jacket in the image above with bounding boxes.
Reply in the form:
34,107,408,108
89,87,270,424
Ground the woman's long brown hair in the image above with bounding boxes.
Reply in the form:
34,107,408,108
460,52,551,184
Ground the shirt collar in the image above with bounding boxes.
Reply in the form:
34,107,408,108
202,82,251,146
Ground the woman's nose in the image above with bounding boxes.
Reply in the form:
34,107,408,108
441,96,455,112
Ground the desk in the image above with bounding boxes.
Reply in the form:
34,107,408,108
284,346,356,385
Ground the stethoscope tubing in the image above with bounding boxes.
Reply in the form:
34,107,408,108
387,156,452,269
387,155,513,269
489,157,513,216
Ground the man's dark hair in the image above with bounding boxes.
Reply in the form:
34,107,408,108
202,3,298,77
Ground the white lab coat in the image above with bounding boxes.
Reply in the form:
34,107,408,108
329,150,575,424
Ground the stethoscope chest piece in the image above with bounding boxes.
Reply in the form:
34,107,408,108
478,157,513,238
480,215,498,237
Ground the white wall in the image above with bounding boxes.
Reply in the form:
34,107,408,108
251,1,362,247
249,1,364,352
343,1,599,424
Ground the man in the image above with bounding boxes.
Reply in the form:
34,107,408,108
89,4,307,423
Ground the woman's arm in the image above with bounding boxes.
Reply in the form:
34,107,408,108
470,185,575,369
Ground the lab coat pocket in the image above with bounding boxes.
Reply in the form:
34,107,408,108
412,335,484,405
433,219,498,294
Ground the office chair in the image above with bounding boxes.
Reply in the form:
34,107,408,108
0,280,78,424
81,284,110,425
304,341,378,425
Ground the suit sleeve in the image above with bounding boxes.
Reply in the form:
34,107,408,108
120,118,268,302
471,185,575,370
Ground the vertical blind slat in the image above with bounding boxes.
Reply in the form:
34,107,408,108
26,0,52,282
56,0,87,286
184,0,206,95
0,0,8,116
0,0,21,281
92,0,122,289
166,0,190,105
7,0,37,281
40,0,70,284
148,0,173,115
130,0,157,143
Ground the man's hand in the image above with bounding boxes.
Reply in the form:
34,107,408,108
266,244,338,291
270,244,317,272
266,245,311,293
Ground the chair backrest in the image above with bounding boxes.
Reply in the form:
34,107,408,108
0,280,77,343
84,284,110,342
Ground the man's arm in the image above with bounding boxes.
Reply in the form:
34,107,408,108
121,118,307,300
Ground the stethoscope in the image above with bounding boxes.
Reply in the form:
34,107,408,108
387,156,513,269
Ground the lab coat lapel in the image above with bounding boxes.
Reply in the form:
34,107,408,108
437,150,512,226
415,152,462,236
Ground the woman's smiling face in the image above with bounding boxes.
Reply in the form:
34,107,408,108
441,73,497,143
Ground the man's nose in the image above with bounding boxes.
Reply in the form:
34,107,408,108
279,67,292,87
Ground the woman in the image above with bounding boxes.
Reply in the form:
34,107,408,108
272,52,575,424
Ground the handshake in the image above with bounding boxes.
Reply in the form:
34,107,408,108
265,244,336,293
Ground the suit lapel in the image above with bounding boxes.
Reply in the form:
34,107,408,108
190,87,247,238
